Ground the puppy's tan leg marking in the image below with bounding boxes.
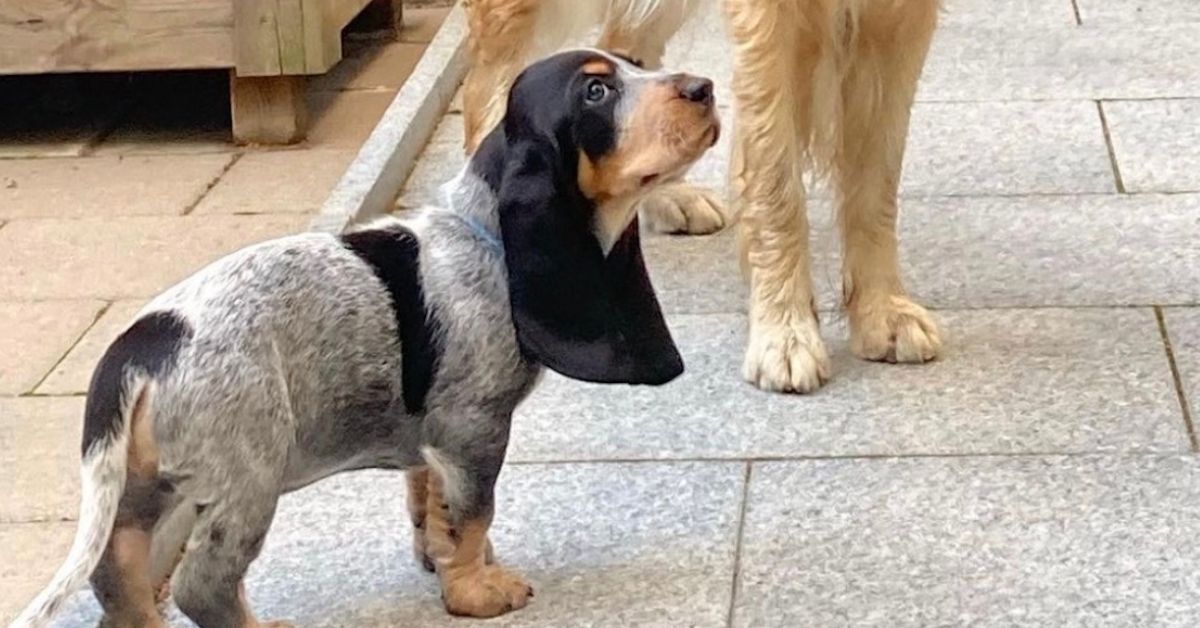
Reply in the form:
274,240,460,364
462,0,541,152
424,472,530,617
835,0,941,364
92,385,167,628
406,467,436,572
408,467,495,573
726,0,829,393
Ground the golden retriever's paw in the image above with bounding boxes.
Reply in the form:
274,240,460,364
638,182,729,235
743,316,831,393
442,565,533,618
850,295,942,363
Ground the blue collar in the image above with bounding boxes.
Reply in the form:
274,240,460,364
462,214,503,251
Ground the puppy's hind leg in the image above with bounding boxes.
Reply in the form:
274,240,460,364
170,482,289,628
835,0,941,364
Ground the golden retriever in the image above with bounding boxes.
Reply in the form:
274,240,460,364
461,0,943,393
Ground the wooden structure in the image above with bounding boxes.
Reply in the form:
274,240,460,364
0,0,402,144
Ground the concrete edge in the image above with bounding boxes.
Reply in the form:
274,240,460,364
309,1,468,234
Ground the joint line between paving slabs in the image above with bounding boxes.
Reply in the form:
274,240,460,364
1155,306,1198,451
1096,101,1126,194
25,301,114,396
182,152,242,216
1069,0,1082,25
726,461,752,628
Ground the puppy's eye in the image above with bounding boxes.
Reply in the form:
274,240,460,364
585,79,610,103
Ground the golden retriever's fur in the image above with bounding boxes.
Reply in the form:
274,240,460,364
463,0,943,393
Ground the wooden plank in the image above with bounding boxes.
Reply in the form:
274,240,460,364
301,0,342,74
233,0,282,76
0,0,234,74
230,72,308,145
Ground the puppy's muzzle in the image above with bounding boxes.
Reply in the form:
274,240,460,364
671,73,720,146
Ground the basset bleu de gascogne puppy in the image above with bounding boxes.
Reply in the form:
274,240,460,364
12,49,719,628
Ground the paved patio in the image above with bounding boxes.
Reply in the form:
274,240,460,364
7,0,1200,625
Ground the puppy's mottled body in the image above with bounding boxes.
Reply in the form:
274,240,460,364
15,49,718,628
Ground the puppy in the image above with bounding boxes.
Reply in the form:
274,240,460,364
467,0,944,394
13,49,719,628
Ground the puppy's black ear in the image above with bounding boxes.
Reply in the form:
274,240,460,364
498,141,683,385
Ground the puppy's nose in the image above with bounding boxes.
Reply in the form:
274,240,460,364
676,75,714,106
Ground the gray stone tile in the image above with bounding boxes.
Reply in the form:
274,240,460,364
55,462,743,627
902,101,1115,195
1162,308,1200,422
395,140,464,209
920,24,1200,101
510,308,1187,461
735,455,1200,628
896,193,1200,309
1077,0,1200,24
643,193,1200,315
942,0,1078,27
1103,99,1200,192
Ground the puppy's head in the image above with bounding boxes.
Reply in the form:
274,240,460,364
484,49,718,386
502,49,720,251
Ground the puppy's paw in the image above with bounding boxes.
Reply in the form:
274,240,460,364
743,315,830,393
442,565,533,618
638,182,729,235
850,294,941,363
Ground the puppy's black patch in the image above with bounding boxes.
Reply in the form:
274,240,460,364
82,311,192,456
342,226,443,414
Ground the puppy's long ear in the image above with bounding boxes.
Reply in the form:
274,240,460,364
498,141,683,385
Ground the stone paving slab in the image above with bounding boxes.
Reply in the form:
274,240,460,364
36,300,146,396
1076,0,1200,24
1162,308,1200,423
54,462,744,627
312,41,429,92
0,155,235,220
641,192,1200,315
0,215,310,300
1103,98,1200,193
919,23,1200,101
193,150,359,215
902,100,1114,195
511,309,1188,462
0,300,104,396
735,455,1200,628
0,397,83,523
307,90,401,149
0,522,76,625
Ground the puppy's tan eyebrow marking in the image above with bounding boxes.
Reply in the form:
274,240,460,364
581,59,615,75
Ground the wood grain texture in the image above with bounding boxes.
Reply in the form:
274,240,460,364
230,73,308,144
0,0,234,74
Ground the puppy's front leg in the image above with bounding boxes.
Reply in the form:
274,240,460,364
407,467,495,573
421,450,530,618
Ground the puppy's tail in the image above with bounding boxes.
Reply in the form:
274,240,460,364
9,379,151,628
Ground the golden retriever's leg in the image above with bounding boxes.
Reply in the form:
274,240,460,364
835,1,942,364
600,0,729,235
462,0,542,152
726,0,829,393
